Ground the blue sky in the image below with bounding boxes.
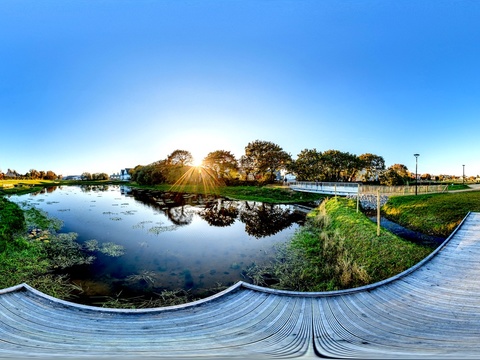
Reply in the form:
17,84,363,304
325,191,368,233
1,0,479,177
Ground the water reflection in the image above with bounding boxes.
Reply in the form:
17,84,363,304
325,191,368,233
127,188,305,237
11,185,307,304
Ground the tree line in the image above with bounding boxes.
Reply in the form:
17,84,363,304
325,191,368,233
129,139,412,186
0,169,60,181
3,139,457,186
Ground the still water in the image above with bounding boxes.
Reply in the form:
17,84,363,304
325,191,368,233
10,185,306,302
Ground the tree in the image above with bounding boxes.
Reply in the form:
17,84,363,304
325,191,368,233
379,164,410,185
338,152,361,181
166,150,193,167
322,150,359,182
131,163,167,185
239,155,256,181
81,172,92,181
292,148,324,181
44,170,57,180
27,169,41,179
92,173,109,180
202,150,238,182
358,153,385,183
243,140,292,183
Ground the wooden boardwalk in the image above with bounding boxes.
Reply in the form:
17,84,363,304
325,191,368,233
1,212,480,359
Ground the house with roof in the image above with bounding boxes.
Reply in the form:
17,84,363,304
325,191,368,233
119,168,132,181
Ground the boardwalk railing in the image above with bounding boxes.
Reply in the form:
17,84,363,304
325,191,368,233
289,182,449,196
360,184,448,195
289,181,360,196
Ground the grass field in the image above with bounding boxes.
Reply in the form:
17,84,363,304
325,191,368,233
382,190,480,237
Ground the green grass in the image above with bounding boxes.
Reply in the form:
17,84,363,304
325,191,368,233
247,198,433,291
382,191,480,237
322,198,433,282
0,198,85,298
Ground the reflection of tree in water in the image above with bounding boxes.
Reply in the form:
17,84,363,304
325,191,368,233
240,202,301,238
129,189,305,235
166,206,194,225
79,185,110,192
200,199,239,227
130,190,215,226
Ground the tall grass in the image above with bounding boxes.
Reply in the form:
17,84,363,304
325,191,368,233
247,198,433,291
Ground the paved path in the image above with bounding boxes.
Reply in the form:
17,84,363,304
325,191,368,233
1,212,480,359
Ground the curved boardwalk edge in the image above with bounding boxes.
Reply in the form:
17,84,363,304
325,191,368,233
1,212,479,359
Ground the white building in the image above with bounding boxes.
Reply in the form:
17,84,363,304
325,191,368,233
119,168,132,181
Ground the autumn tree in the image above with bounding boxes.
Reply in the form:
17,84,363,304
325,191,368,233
27,169,41,179
81,172,92,181
92,173,109,180
202,150,238,182
44,170,58,180
166,150,193,167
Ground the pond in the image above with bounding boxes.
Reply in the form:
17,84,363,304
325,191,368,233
10,185,308,305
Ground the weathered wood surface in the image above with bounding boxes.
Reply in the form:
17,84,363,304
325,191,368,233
1,212,480,359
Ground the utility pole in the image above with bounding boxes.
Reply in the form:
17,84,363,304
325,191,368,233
463,165,465,185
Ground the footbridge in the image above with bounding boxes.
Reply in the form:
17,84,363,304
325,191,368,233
1,212,480,359
289,181,360,196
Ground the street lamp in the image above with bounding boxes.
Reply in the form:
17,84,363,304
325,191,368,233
414,154,420,195
463,165,465,185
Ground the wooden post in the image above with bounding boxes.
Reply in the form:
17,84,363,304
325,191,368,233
334,184,337,199
377,189,381,236
356,184,360,213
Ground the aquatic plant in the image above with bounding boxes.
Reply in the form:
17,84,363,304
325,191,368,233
100,289,193,309
125,270,156,285
132,220,153,229
99,242,125,257
148,224,178,235
43,232,96,269
83,239,99,252
24,206,63,231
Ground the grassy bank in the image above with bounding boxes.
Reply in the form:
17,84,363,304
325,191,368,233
248,197,433,291
0,197,77,297
382,191,480,237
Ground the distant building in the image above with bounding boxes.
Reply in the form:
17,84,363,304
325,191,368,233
62,175,82,180
119,168,132,181
5,169,19,178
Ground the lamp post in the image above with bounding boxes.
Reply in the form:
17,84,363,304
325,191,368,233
414,154,420,195
463,165,465,185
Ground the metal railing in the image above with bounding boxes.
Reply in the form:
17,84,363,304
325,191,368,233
289,182,449,196
289,181,360,196
360,184,448,195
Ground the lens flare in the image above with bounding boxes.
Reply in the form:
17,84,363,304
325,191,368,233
169,166,222,195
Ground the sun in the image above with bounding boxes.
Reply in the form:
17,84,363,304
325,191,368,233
192,156,204,168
